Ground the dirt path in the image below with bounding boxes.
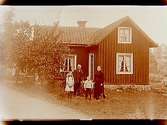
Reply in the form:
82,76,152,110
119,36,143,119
0,82,90,120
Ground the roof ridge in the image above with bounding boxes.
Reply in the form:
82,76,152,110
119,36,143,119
102,16,132,28
88,16,157,47
60,26,100,29
88,16,130,44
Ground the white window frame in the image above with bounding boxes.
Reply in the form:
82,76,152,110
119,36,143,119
116,53,133,74
118,27,132,44
60,54,77,72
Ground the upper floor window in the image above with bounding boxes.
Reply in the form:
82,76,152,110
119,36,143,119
118,27,132,43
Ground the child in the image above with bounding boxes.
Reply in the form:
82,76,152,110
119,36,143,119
84,76,94,100
34,72,41,86
80,80,85,96
65,71,74,98
11,64,17,77
162,74,167,87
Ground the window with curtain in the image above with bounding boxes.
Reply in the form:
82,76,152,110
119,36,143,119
116,53,133,74
61,55,76,72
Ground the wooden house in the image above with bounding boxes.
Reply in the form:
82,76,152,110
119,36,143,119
59,16,158,85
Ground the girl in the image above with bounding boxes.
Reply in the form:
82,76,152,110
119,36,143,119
65,71,74,98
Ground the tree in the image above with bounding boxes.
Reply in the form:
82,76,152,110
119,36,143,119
2,7,15,66
8,21,70,83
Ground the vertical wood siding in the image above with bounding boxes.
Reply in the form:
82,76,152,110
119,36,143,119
96,20,150,85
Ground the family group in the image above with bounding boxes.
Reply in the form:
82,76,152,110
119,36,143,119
64,64,106,100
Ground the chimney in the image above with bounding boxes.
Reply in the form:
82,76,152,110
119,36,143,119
77,20,87,28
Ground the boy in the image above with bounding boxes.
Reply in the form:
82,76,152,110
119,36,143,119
84,76,94,100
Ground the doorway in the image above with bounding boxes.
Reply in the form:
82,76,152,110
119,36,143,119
88,53,95,80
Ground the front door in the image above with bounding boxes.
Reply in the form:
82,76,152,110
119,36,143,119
88,53,95,80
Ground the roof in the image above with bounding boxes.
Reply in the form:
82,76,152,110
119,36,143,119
59,26,99,45
88,16,158,47
38,16,158,48
32,24,99,45
88,16,129,44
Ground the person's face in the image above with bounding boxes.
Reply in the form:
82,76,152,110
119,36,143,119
77,65,81,70
97,66,101,71
87,76,90,80
68,73,72,77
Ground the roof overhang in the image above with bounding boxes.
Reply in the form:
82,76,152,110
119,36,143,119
62,41,98,47
149,41,159,48
60,16,159,48
65,43,88,47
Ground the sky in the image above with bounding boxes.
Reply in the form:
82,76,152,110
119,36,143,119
0,6,167,44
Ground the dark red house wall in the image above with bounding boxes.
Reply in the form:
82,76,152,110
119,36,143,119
96,20,150,85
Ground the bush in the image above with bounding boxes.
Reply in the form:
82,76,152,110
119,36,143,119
5,21,70,84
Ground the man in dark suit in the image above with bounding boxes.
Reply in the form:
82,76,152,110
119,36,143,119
73,64,84,96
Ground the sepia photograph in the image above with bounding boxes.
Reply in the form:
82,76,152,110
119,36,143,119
0,6,167,120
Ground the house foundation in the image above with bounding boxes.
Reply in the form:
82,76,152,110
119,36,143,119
104,84,152,91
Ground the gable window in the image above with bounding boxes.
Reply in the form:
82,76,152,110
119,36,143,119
116,53,133,74
118,27,132,43
60,54,77,72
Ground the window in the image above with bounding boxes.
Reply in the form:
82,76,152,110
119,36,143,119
116,53,133,74
61,55,77,72
118,27,132,43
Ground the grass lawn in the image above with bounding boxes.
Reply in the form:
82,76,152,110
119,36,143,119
4,79,167,119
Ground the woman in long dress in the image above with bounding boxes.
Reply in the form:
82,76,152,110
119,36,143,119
94,66,105,100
